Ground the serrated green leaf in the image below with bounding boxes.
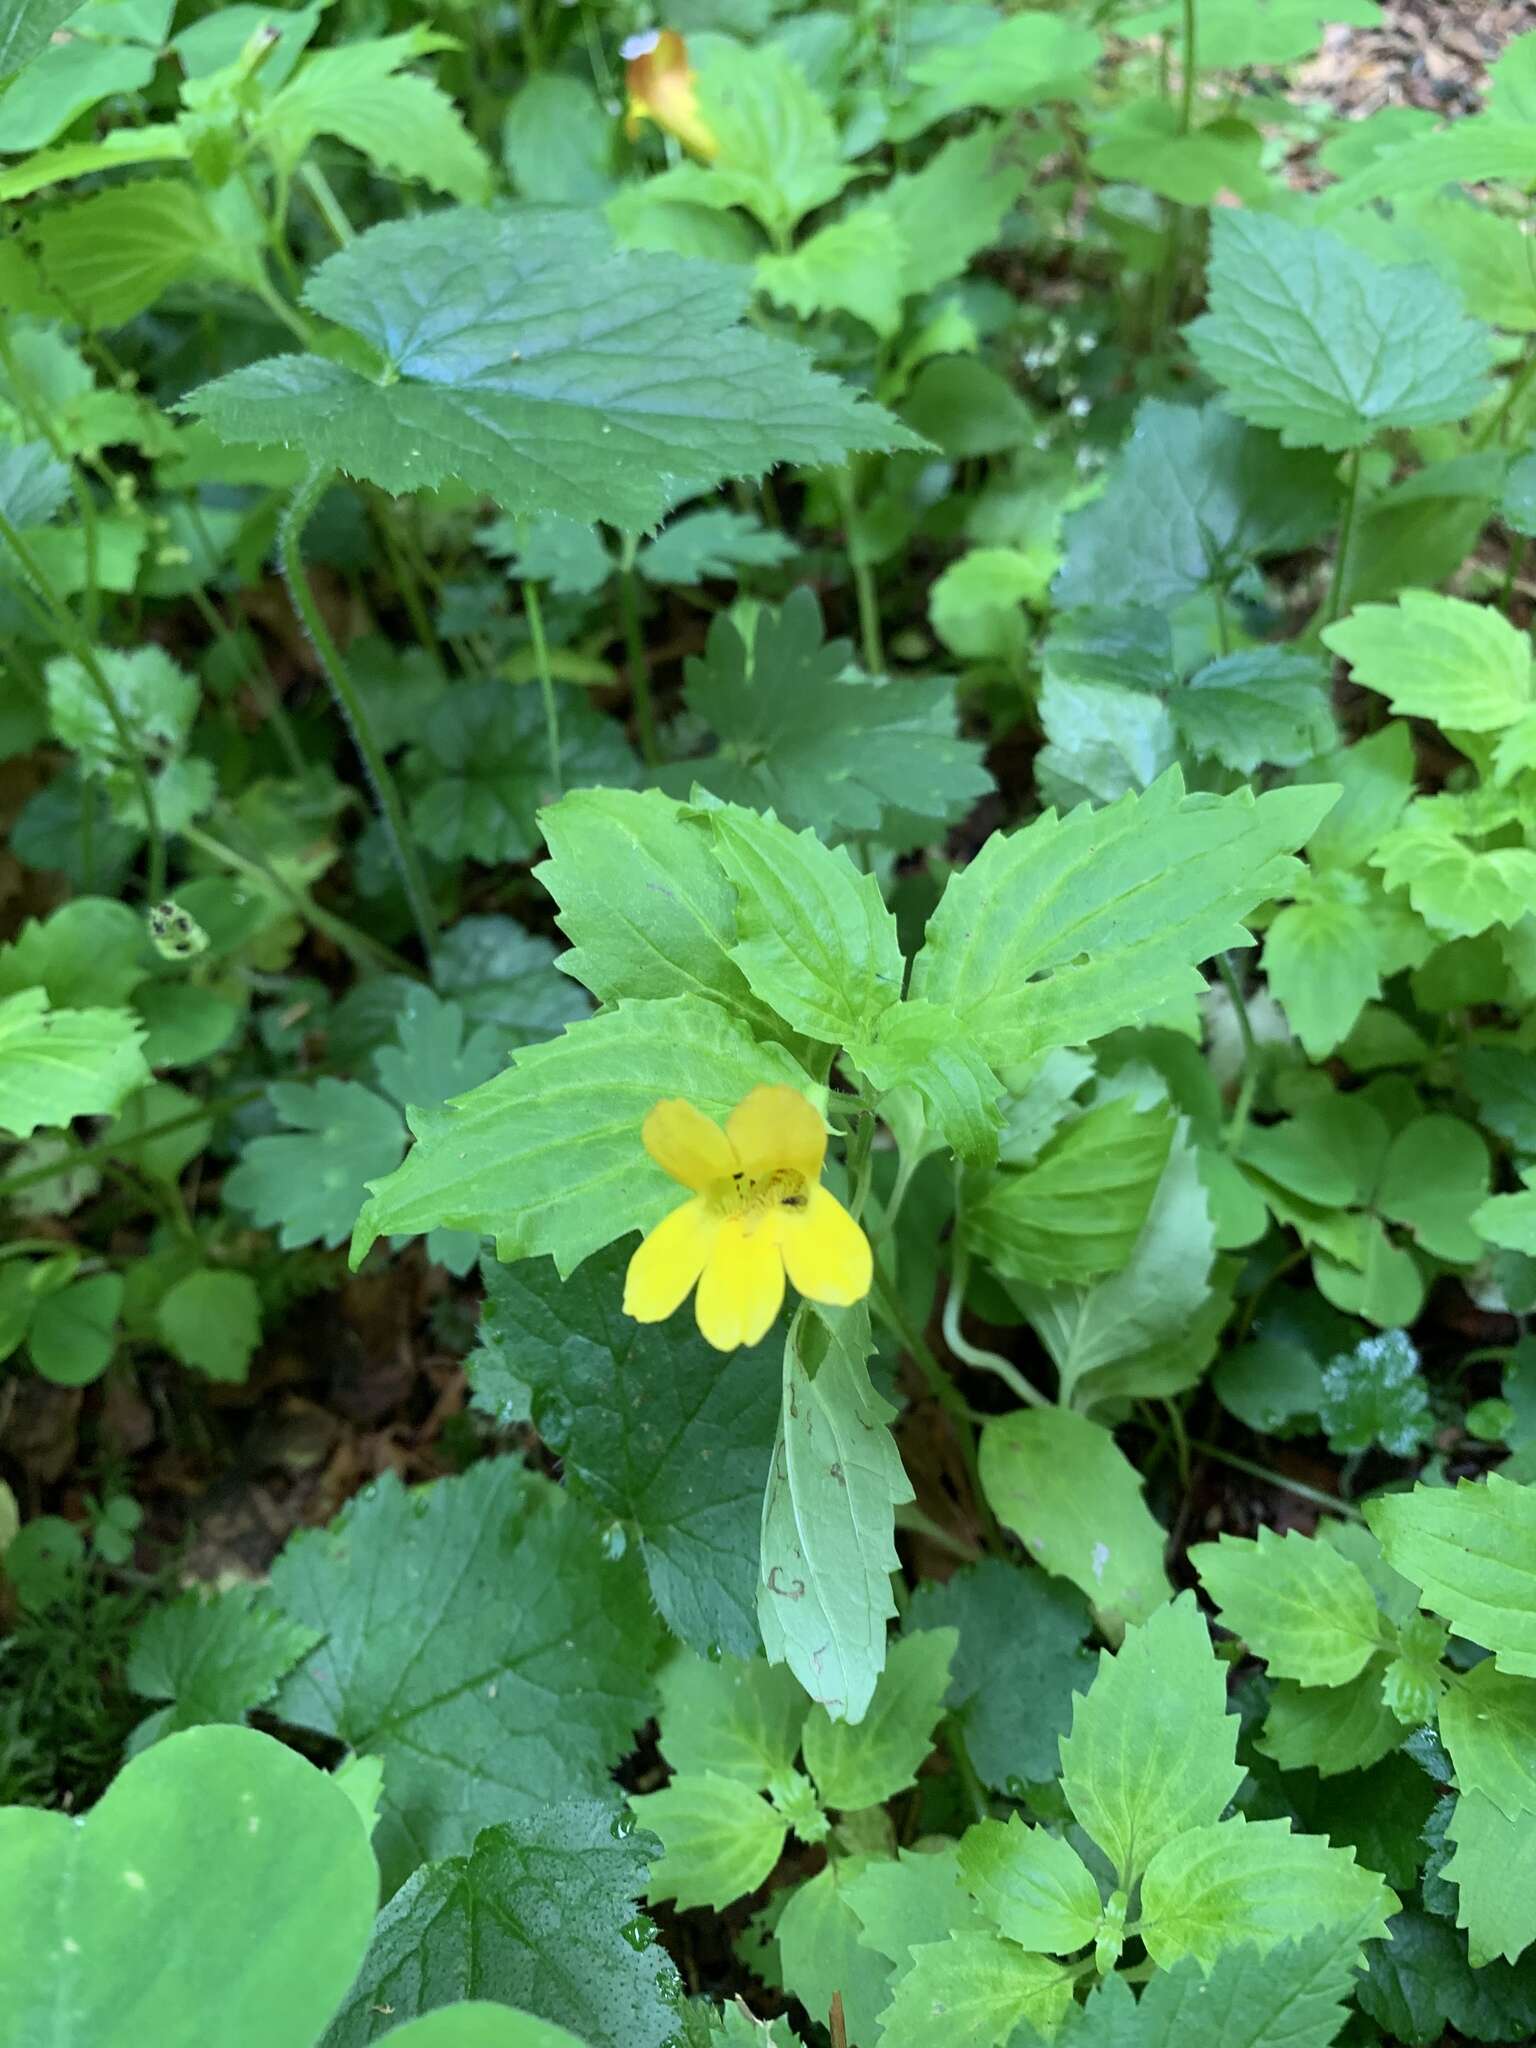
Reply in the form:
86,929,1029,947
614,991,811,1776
184,208,917,532
0,988,148,1136
684,41,854,239
155,1268,262,1383
879,1931,1076,2048
758,205,909,336
1323,591,1532,733
1034,672,1177,810
908,771,1333,1069
45,642,197,771
433,915,588,1042
373,986,506,1117
656,1651,808,1789
757,1303,912,1724
270,1462,661,1894
958,1814,1102,1955
226,1079,405,1251
469,1248,778,1656
882,125,1029,297
1439,1661,1536,1822
1054,401,1338,610
1192,1528,1385,1686
320,1802,681,2048
127,1585,319,1743
480,509,612,595
1072,1924,1370,2048
1367,1475,1536,1677
1356,1906,1536,2046
1172,648,1338,774
1444,1790,1536,1966
711,806,904,1045
1187,213,1494,449
1139,1817,1396,1970
906,1560,1095,1790
637,1773,787,1912
664,589,991,843
776,1857,892,2048
901,8,1099,125
1060,1594,1239,1883
844,1842,987,1974
636,508,796,586
353,997,812,1274
964,1097,1174,1289
980,1408,1171,1630
847,999,1005,1167
1318,1329,1433,1455
801,1629,955,1810
1257,1665,1403,1777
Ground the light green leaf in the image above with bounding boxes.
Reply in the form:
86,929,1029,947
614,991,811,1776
0,895,147,1008
1475,1172,1536,1255
0,35,153,152
1089,104,1267,206
980,1408,1171,1629
256,29,491,201
844,1843,987,1974
184,208,916,532
883,125,1029,297
480,510,612,595
1060,1594,1240,1883
501,73,613,206
1265,898,1380,1059
1323,591,1532,733
902,8,1099,125
757,205,909,337
1191,1528,1385,1687
32,179,260,326
776,1858,893,2048
321,1802,680,2048
1125,0,1380,67
957,1814,1102,1955
636,508,796,586
878,1931,1075,2048
1378,1116,1490,1266
1072,1923,1370,2048
689,42,853,240
1139,1817,1396,1971
1034,673,1177,810
226,1079,405,1252
1187,212,1494,449
127,1584,318,1747
758,1304,913,1724
1257,1666,1404,1778
269,1462,662,1893
0,1725,377,2048
637,1773,787,1912
154,1268,261,1383
1443,1790,1536,1966
387,2011,587,2048
1172,648,1338,775
353,997,812,1274
535,787,768,1023
0,988,148,1136
1367,1475,1536,1677
656,1651,809,1789
964,1097,1174,1288
711,806,904,1045
908,771,1334,1069
848,999,1005,1167
45,642,197,770
1440,1661,1536,1823
802,1629,956,1810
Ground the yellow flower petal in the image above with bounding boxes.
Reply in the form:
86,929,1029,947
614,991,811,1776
726,1084,826,1182
642,1097,737,1191
778,1186,873,1308
623,1197,719,1322
695,1219,785,1351
623,27,718,161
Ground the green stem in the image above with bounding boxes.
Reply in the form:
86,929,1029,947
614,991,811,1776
1178,0,1197,132
617,552,660,766
1503,536,1527,619
870,1264,1003,1551
186,582,306,778
0,502,166,898
844,1108,877,1221
1186,1438,1366,1523
368,490,445,669
943,1241,1048,1407
837,470,883,674
522,579,563,799
182,820,415,977
279,466,438,964
1324,447,1363,625
1217,951,1259,1152
299,161,355,245
0,1091,265,1201
1477,344,1536,449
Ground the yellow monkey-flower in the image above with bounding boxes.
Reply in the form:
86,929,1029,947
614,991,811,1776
623,1084,872,1352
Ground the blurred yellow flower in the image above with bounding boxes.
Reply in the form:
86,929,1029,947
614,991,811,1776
622,27,718,162
623,1084,872,1352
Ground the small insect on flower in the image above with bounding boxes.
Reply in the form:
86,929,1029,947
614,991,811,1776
621,27,719,163
624,1084,872,1353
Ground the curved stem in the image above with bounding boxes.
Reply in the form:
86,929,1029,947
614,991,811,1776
182,820,416,977
1186,1437,1366,1522
0,501,165,898
280,466,438,965
522,578,563,799
943,1241,1048,1407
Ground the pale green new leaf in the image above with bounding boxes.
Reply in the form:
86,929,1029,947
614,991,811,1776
1070,1926,1368,2048
1139,1818,1397,1971
883,126,1029,297
757,207,909,338
635,509,796,586
1059,1594,1240,1884
847,1000,1005,1167
908,771,1334,1068
1191,1528,1386,1687
879,1932,1076,2048
33,180,261,327
712,806,905,1045
1323,591,1532,733
957,1815,1102,1955
1367,1475,1536,1677
0,988,148,1137
1443,1790,1536,1966
758,1304,913,1724
690,42,853,240
1438,1660,1536,1821
1264,898,1380,1059
776,1858,892,2048
980,1408,1171,1629
1257,1666,1403,1778
185,208,916,532
637,1774,787,1912
1187,213,1495,449
269,1462,662,1893
964,1097,1174,1288
352,997,812,1275
801,1629,956,1810
656,1652,808,1789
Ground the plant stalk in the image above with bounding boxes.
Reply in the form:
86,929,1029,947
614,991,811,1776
522,578,563,799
